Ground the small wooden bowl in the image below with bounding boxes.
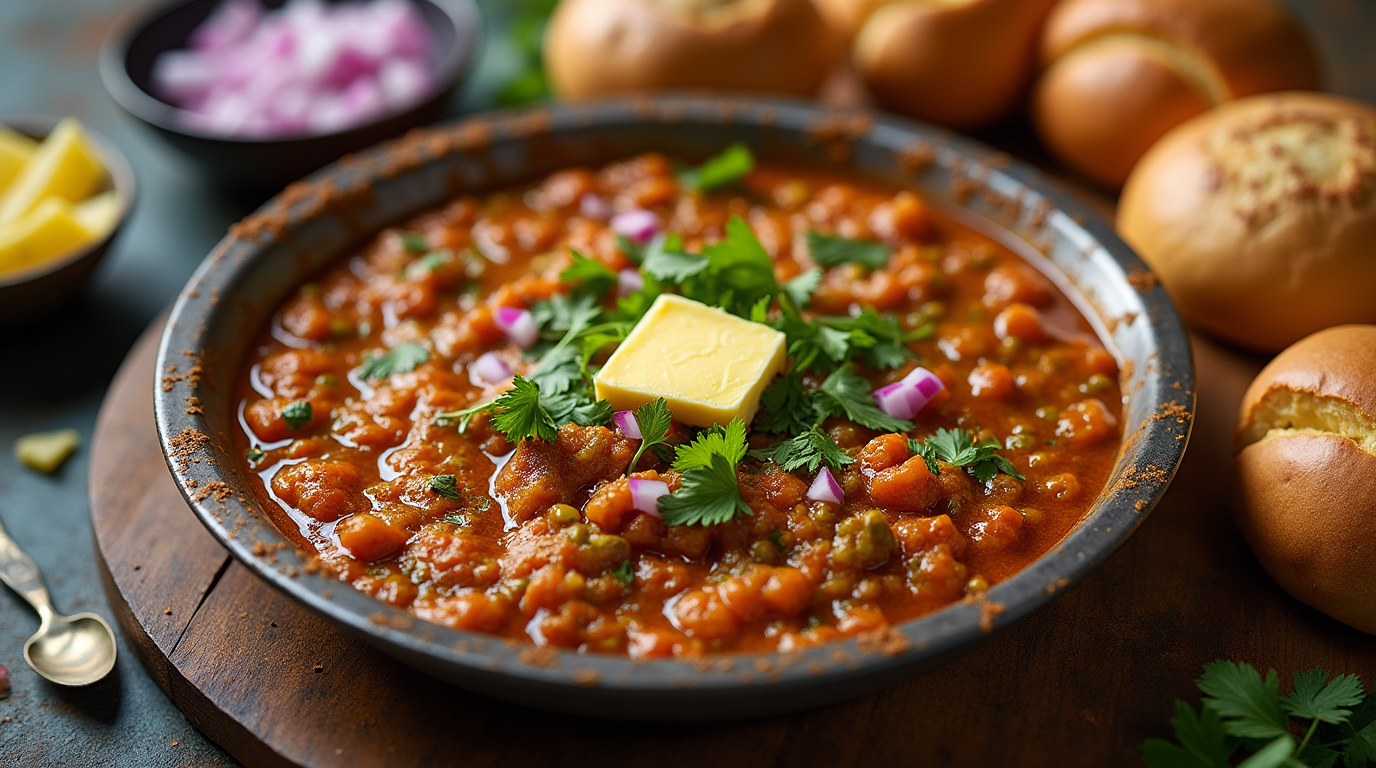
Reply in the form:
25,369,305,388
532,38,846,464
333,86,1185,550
0,117,137,328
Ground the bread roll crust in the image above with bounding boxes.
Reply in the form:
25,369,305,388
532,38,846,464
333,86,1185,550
1033,0,1319,188
1118,94,1376,353
543,0,836,101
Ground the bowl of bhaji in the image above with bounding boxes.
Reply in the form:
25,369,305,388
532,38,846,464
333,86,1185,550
154,95,1193,719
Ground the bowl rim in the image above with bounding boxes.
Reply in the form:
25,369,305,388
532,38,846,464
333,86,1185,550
0,116,138,289
152,94,1195,711
97,0,484,146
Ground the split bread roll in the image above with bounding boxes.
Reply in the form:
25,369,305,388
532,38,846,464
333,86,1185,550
1234,326,1376,634
543,0,836,100
1033,0,1320,188
848,0,1057,129
1118,92,1376,353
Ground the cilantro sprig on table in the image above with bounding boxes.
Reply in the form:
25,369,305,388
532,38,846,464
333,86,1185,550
909,427,1024,483
1142,660,1376,768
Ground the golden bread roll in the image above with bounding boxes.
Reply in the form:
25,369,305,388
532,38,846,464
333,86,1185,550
543,0,837,101
851,0,1057,129
1033,0,1320,188
1118,92,1376,353
1235,325,1376,633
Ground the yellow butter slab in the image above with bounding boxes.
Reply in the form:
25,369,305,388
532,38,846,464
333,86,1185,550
0,118,105,226
594,294,787,428
0,198,94,276
15,428,81,474
0,126,35,194
73,191,121,239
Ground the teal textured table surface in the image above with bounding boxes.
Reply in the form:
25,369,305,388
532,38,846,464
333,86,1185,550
0,1,1371,766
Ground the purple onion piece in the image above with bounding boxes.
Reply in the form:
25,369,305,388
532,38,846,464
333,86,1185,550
494,306,538,348
627,478,668,517
612,410,642,439
873,366,944,420
580,193,611,221
807,467,844,505
470,351,512,386
617,269,645,298
610,209,660,244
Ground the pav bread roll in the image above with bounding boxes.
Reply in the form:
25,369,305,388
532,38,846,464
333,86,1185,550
543,0,837,101
1234,326,1376,634
1118,92,1376,353
1033,0,1319,188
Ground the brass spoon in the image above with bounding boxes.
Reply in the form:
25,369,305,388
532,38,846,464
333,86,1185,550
0,515,116,686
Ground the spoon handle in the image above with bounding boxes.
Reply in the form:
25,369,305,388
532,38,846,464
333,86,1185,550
0,515,54,623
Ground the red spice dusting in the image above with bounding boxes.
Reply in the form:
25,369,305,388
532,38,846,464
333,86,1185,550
857,627,911,656
518,648,559,668
572,669,601,687
1126,271,1160,292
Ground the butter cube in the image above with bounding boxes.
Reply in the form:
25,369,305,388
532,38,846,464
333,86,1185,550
594,294,787,428
0,126,36,194
15,429,80,474
0,118,105,226
73,191,121,239
0,198,93,275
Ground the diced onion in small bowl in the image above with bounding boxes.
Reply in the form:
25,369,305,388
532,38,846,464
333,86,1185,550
628,478,668,517
610,209,660,244
470,351,512,386
612,410,642,439
617,269,644,298
873,366,944,420
494,307,538,348
807,467,844,505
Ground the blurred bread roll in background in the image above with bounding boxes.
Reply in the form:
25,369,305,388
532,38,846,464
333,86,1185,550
1234,326,1376,634
845,0,1057,129
543,0,836,100
1034,0,1320,188
1118,92,1376,353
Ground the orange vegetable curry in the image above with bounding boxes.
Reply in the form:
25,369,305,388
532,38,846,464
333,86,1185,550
234,154,1122,657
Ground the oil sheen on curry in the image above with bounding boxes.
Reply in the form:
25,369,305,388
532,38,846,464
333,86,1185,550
234,148,1122,657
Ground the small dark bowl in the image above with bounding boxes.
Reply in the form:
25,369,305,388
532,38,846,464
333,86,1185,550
0,117,137,327
99,0,481,195
155,95,1195,720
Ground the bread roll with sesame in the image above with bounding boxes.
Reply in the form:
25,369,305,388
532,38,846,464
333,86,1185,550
1234,325,1376,634
1033,0,1319,188
543,0,837,101
1118,92,1376,353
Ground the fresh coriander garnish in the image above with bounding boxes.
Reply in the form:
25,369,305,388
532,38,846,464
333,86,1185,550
611,560,634,585
806,231,891,269
754,372,813,436
782,268,822,309
490,376,558,442
282,401,312,430
816,365,915,433
245,446,265,465
627,398,672,476
645,216,781,319
415,250,452,272
1141,660,1370,768
355,342,429,381
748,424,855,473
909,427,1025,483
678,143,755,192
671,418,749,472
767,530,785,550
399,231,428,253
443,513,469,526
560,250,618,301
430,474,461,500
658,418,753,527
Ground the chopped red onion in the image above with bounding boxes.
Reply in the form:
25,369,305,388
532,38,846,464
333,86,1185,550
494,307,538,348
873,366,945,420
470,351,512,386
579,193,611,221
611,209,660,244
612,410,642,439
617,269,645,298
628,478,668,517
807,467,844,505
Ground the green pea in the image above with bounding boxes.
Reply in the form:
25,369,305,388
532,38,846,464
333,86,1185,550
548,504,580,525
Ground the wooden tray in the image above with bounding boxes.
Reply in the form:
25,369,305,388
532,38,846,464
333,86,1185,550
91,316,1375,768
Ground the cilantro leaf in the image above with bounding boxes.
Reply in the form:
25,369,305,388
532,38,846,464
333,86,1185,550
806,231,891,270
817,309,914,370
627,397,673,474
282,400,312,430
541,390,612,427
1238,736,1296,768
678,143,754,192
658,452,753,527
489,376,559,443
246,446,265,465
356,342,430,380
672,418,749,472
694,216,781,318
398,230,428,253
1344,707,1376,766
415,250,452,272
783,268,822,309
815,365,914,433
755,372,816,436
1197,661,1291,741
561,250,618,300
612,559,634,585
642,248,710,283
430,475,461,500
1284,669,1363,725
531,292,601,343
1140,700,1236,768
748,425,855,474
910,428,1026,483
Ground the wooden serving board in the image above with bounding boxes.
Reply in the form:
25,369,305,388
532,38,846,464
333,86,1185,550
91,316,1376,768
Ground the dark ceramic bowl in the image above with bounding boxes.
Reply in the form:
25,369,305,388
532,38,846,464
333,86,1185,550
0,117,137,327
154,95,1195,720
99,0,481,195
